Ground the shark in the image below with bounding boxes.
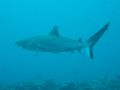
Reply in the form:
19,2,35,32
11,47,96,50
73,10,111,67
16,23,110,59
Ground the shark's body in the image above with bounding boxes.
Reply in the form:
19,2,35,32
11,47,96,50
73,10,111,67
16,23,110,59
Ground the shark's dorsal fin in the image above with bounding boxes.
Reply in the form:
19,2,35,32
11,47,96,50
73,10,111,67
49,25,60,36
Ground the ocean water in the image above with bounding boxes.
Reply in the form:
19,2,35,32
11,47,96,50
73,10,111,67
0,0,120,88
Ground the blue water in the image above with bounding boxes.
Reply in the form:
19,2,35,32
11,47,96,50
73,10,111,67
0,0,120,85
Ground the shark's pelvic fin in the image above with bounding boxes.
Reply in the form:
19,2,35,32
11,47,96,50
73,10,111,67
84,22,110,59
49,25,60,37
78,38,82,42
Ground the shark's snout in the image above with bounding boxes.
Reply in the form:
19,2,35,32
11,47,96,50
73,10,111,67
15,41,21,46
15,40,33,50
15,41,26,48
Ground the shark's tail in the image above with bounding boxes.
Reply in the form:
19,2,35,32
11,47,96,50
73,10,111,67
83,23,110,59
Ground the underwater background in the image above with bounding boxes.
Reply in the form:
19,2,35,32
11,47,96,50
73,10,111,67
0,0,120,89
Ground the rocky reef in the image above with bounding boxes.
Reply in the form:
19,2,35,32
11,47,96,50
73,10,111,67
0,75,120,90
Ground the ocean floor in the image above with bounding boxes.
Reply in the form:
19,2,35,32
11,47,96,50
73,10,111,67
0,75,120,90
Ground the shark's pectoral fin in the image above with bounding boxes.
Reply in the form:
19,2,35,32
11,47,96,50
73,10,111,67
78,50,81,53
34,53,38,56
71,51,74,53
78,38,82,43
49,25,60,37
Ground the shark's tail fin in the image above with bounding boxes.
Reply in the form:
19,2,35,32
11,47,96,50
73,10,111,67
84,22,110,59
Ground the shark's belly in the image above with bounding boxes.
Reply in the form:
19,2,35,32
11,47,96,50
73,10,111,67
36,39,81,53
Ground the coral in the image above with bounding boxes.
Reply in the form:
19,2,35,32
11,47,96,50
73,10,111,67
59,82,78,90
0,75,120,90
41,80,58,90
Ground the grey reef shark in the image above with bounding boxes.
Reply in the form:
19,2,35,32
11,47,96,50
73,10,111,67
16,23,110,59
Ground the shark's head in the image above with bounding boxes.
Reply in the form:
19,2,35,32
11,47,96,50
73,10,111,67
15,38,47,52
16,39,31,50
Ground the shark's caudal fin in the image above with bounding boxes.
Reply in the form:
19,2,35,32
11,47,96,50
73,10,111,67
84,22,110,59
